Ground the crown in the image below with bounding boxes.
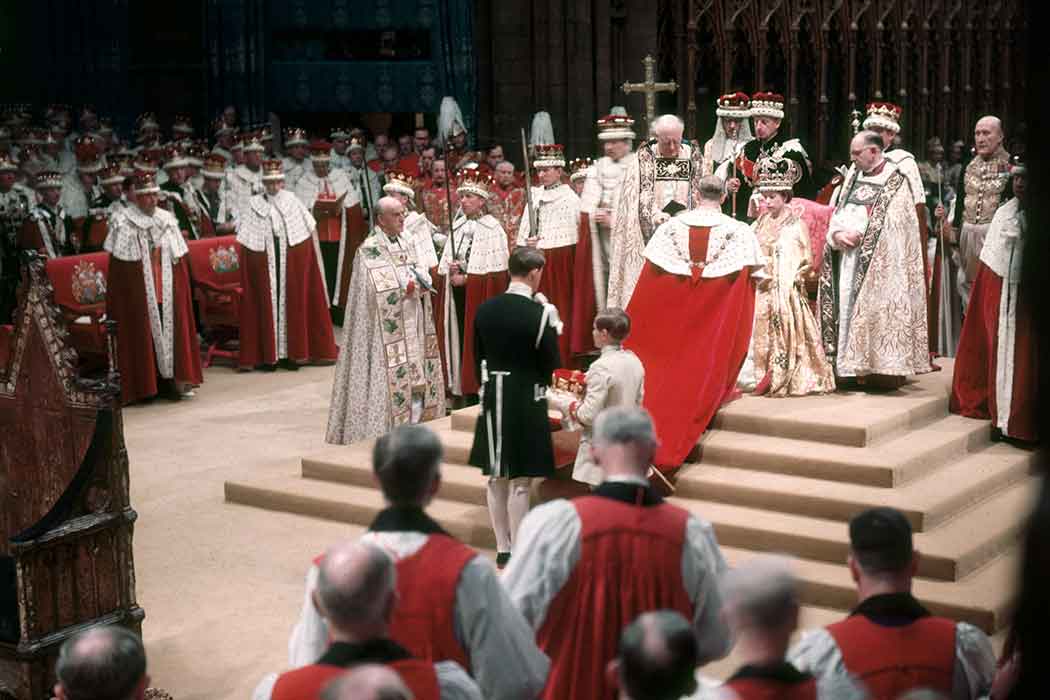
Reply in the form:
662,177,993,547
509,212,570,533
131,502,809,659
1010,154,1025,176
750,92,785,120
755,154,800,192
163,146,190,169
261,159,284,181
596,113,636,141
172,114,194,135
309,140,332,160
0,154,16,172
132,171,160,194
202,154,228,178
532,143,566,168
284,127,308,147
133,154,158,173
716,92,751,118
330,126,349,140
383,170,417,197
863,102,903,133
242,134,266,153
456,168,493,198
568,157,592,181
98,163,125,186
97,117,114,134
348,136,366,152
136,112,160,131
213,118,234,136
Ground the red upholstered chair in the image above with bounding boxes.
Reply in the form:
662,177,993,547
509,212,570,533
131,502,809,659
44,252,111,359
186,235,242,367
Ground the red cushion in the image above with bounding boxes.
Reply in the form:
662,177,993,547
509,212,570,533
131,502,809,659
45,252,111,312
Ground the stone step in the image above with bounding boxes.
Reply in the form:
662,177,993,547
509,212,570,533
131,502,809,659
222,474,1014,633
447,364,953,448
303,440,1034,535
670,479,1033,581
693,413,992,487
674,442,1035,531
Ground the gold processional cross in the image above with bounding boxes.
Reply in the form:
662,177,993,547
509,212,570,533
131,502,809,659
621,54,678,132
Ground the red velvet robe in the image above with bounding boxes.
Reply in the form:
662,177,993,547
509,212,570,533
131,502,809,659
536,243,575,364
570,211,597,356
950,263,1037,441
536,495,693,700
626,226,756,470
107,256,203,405
238,241,338,369
455,271,510,394
271,658,439,700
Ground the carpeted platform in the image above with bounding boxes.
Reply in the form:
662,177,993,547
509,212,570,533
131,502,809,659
225,358,1036,636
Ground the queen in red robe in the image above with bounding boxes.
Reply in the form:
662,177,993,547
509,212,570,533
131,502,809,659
236,160,337,371
517,144,579,363
626,188,766,471
951,168,1036,442
104,173,202,404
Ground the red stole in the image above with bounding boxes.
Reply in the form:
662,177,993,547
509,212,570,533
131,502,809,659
625,225,756,470
536,496,693,700
388,535,475,669
950,263,1037,441
826,615,956,698
725,677,818,700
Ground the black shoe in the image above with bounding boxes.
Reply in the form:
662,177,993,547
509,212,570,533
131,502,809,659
256,363,278,372
278,358,301,371
495,552,511,569
158,379,182,401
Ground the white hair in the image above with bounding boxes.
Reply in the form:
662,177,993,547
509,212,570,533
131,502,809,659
376,196,402,216
975,115,1003,134
652,114,685,136
720,555,798,630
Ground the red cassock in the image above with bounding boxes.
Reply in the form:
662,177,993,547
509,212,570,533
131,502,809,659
570,212,597,356
724,676,817,699
238,241,338,368
827,615,956,698
536,496,693,700
107,256,203,405
950,263,1037,442
536,243,575,364
458,271,510,394
335,204,369,310
270,659,440,700
626,226,756,471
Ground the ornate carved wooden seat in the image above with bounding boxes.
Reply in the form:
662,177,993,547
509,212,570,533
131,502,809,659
0,254,142,700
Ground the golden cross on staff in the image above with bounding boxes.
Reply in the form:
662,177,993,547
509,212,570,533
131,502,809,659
621,54,678,132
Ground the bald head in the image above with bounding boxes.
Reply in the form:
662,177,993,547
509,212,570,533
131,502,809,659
321,665,413,700
617,611,699,700
55,626,148,700
975,115,1004,157
315,541,396,631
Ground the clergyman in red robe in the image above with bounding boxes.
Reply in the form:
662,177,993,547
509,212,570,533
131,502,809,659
626,176,765,471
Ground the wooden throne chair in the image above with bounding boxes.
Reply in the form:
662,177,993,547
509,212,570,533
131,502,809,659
0,253,142,700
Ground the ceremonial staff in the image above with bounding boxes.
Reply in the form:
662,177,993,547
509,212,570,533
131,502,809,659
444,151,458,261
730,157,738,219
934,162,946,299
361,170,375,230
521,128,539,241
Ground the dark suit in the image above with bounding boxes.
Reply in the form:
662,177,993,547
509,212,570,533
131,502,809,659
468,290,561,478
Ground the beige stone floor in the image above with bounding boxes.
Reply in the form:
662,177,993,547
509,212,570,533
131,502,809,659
124,363,358,700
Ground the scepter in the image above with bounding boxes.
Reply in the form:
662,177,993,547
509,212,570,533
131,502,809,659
443,151,458,260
